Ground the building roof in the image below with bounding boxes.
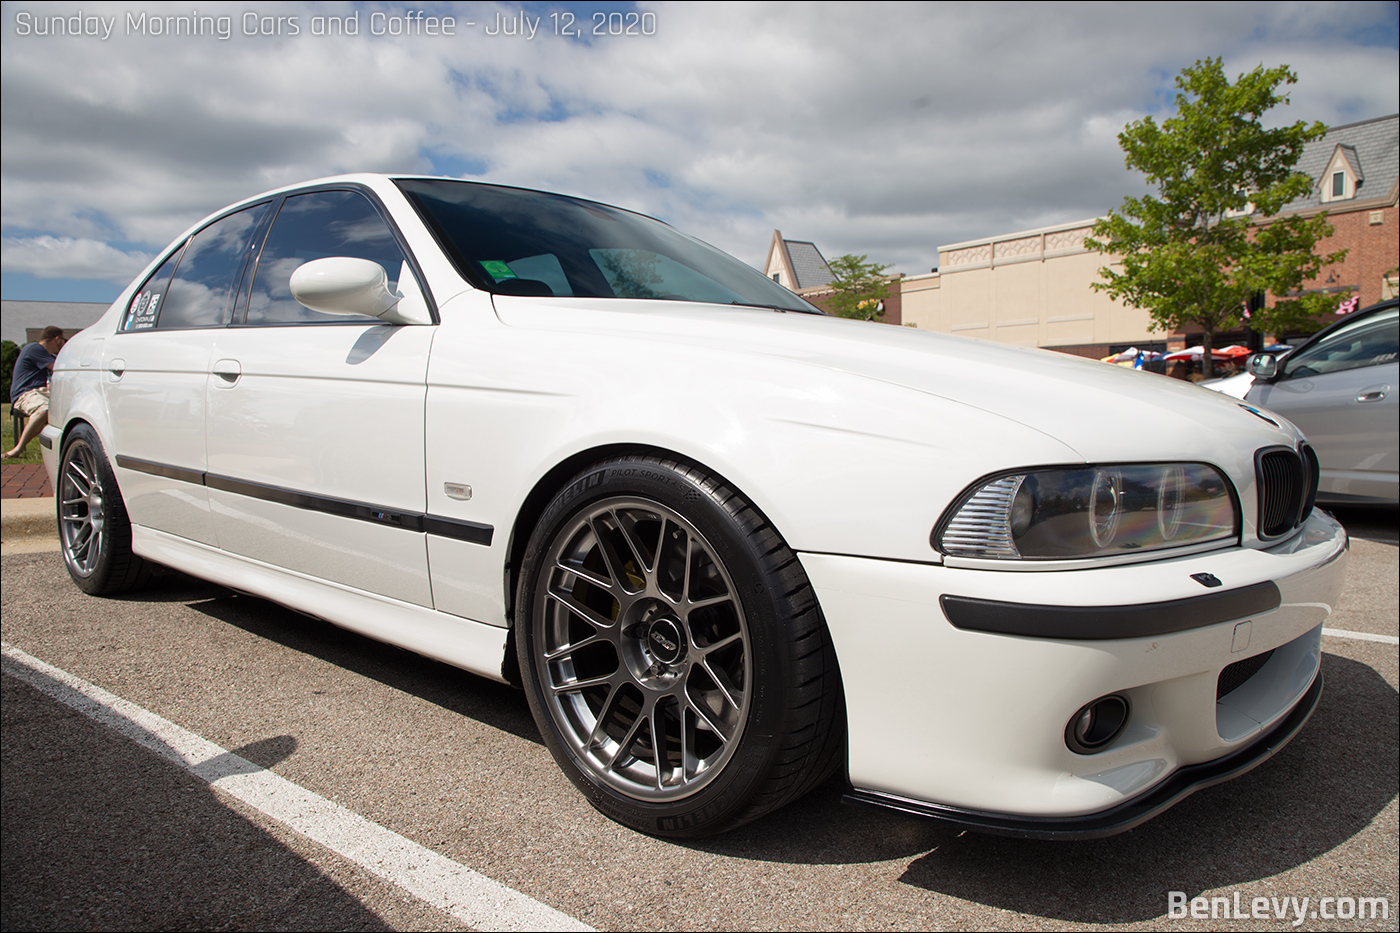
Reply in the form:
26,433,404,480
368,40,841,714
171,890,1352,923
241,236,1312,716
2,300,110,344
783,240,833,289
764,230,833,291
1275,113,1398,214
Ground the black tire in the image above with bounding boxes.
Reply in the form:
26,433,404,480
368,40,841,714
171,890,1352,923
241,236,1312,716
515,456,845,837
57,424,152,595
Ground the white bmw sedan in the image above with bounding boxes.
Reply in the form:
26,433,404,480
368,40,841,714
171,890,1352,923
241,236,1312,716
42,175,1347,839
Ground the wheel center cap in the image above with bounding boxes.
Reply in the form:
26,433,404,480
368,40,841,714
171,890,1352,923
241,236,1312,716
645,617,685,665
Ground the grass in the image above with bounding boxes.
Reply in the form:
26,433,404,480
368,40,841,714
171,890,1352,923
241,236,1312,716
2,403,47,464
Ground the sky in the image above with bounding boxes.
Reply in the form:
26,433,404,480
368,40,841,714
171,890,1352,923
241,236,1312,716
2,1,1397,304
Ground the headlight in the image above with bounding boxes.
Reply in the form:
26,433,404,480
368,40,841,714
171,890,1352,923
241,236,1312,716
935,463,1238,560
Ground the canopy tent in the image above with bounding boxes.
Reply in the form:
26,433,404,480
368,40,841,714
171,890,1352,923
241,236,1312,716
1163,346,1230,362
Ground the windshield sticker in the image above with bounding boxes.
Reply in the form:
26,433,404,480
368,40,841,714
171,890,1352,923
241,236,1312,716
479,260,516,281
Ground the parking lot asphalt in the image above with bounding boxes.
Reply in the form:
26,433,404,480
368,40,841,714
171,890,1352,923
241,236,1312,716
2,507,1396,931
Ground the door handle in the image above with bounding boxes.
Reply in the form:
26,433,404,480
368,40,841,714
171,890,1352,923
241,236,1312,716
107,358,126,381
211,359,242,385
1356,384,1389,403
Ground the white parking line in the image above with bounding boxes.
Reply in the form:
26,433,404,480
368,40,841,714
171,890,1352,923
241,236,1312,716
1,642,593,933
1322,628,1400,645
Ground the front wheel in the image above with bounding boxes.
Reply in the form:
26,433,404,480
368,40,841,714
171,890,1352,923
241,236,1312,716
516,457,844,837
58,424,151,594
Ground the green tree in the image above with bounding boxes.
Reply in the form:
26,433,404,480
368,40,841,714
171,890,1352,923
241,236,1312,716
825,254,892,320
1085,58,1346,377
1,340,19,403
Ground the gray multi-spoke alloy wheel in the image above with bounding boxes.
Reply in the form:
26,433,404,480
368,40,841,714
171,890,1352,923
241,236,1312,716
537,496,751,800
516,457,845,837
58,424,150,594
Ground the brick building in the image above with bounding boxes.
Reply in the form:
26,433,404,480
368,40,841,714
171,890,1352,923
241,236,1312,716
1262,114,1399,315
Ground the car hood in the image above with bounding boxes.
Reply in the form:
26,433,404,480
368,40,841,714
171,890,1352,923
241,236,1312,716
492,297,1300,462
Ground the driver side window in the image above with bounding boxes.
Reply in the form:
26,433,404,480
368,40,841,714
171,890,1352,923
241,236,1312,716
243,189,417,325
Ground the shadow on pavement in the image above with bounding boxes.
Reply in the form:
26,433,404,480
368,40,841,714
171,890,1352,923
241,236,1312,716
184,588,544,747
1,673,397,932
1328,504,1398,545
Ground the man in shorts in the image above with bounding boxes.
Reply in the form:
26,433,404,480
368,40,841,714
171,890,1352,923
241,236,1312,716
5,326,66,458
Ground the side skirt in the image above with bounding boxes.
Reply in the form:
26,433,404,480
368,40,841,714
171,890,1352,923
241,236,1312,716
132,525,510,684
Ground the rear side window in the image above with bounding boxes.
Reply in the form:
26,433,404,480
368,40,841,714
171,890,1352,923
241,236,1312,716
159,203,271,328
122,249,182,331
121,201,272,332
244,190,414,325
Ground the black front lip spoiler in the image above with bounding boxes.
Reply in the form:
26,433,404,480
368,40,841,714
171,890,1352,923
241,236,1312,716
844,671,1323,840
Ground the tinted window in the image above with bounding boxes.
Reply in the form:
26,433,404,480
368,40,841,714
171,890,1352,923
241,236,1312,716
158,202,271,329
122,248,183,331
396,179,820,313
245,190,413,325
1282,308,1399,379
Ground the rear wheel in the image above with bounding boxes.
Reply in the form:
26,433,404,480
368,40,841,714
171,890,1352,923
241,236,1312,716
516,456,844,837
58,424,151,594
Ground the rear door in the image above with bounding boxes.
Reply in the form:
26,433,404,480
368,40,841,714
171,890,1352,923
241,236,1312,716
103,201,271,544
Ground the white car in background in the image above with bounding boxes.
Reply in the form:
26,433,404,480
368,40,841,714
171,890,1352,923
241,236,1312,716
42,175,1347,839
1200,370,1256,399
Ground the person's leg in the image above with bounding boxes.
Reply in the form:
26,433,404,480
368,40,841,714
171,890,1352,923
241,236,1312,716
3,391,49,457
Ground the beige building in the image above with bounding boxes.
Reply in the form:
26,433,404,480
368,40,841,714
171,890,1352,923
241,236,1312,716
900,218,1155,356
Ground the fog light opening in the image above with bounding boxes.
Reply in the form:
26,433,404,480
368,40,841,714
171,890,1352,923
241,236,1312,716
1066,694,1130,754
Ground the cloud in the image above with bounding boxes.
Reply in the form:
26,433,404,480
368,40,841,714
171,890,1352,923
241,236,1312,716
1,235,154,283
2,1,1396,287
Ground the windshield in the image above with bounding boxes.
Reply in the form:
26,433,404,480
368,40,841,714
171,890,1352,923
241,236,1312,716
396,179,820,313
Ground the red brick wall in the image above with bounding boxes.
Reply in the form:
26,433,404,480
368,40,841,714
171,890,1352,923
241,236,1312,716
802,277,903,325
1267,202,1398,309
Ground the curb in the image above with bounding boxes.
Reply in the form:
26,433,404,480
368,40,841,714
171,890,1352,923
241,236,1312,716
1,497,57,540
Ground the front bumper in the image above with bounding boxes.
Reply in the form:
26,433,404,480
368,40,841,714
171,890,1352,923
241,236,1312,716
845,670,1321,839
800,509,1347,834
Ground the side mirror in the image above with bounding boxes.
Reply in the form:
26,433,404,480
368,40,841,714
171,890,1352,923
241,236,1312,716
1245,353,1278,380
289,257,429,325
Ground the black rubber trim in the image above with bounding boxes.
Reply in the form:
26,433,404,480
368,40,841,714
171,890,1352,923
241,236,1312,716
115,455,206,487
38,434,52,450
422,515,494,546
940,580,1281,640
844,672,1322,840
206,473,425,531
110,455,491,544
